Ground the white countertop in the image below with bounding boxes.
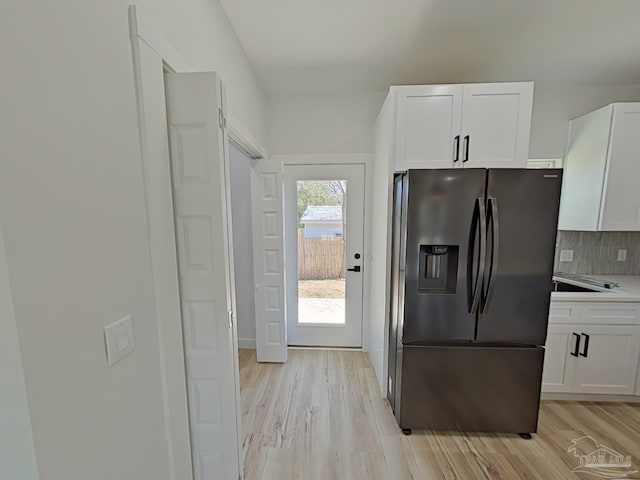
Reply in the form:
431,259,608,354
552,275,640,302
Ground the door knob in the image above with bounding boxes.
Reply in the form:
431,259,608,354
347,266,361,272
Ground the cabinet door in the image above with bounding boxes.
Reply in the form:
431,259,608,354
600,104,640,230
542,325,578,393
394,85,463,171
572,325,640,395
460,82,533,168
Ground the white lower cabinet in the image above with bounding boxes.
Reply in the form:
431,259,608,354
543,323,640,395
572,325,640,394
542,325,577,393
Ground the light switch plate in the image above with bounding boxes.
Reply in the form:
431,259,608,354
559,249,574,262
104,315,135,366
618,249,628,262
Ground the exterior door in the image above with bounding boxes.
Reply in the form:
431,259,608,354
164,72,241,480
284,164,365,347
460,82,533,168
394,85,463,171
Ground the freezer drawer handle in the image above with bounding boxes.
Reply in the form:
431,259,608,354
571,333,581,357
580,333,590,357
468,197,487,314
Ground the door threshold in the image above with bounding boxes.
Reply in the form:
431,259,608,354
288,345,364,352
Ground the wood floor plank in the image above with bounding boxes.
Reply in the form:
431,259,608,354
239,349,640,479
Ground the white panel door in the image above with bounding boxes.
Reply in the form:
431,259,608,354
600,104,640,230
284,164,365,347
164,72,241,480
394,85,463,171
572,325,640,395
460,82,533,168
251,158,287,363
541,325,577,393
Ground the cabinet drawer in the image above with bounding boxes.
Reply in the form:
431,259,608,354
548,302,581,324
581,303,640,325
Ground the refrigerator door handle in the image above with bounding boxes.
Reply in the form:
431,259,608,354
468,197,487,314
481,197,500,314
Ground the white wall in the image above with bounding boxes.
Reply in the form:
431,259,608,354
0,223,39,480
267,91,387,154
229,144,257,348
0,0,265,478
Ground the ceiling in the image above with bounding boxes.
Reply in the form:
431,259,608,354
220,0,640,95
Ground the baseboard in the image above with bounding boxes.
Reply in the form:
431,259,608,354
541,392,640,403
238,338,256,349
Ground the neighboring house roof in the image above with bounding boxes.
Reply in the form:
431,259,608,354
301,206,343,223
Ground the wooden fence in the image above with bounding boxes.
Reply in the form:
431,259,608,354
298,229,345,280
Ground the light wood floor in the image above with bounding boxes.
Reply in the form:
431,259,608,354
239,349,640,479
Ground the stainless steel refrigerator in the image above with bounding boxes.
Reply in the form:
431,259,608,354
387,168,562,436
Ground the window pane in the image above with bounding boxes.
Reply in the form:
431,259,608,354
296,180,346,324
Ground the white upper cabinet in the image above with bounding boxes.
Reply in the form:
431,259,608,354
600,104,640,230
391,82,534,172
459,83,534,168
395,85,463,171
558,102,640,231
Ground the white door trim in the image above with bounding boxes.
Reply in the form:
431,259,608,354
128,6,265,478
0,222,40,480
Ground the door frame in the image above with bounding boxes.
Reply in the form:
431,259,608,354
128,6,267,479
275,154,373,352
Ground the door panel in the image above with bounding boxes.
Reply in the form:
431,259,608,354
402,169,486,343
251,158,287,362
395,85,463,171
165,72,240,480
285,164,365,347
572,325,640,395
600,105,640,230
460,83,533,168
541,325,577,393
477,169,562,345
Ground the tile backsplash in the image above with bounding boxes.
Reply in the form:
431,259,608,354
555,231,640,275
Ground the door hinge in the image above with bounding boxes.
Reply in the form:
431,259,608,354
228,309,234,329
218,108,227,130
